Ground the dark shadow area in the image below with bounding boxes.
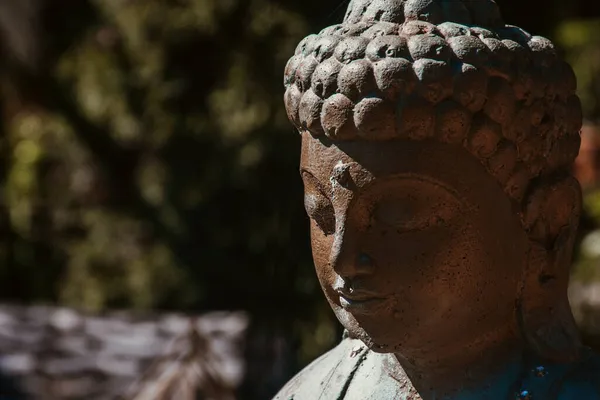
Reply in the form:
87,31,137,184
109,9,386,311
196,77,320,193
0,374,28,400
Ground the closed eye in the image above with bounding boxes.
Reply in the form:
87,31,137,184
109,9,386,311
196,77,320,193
373,196,458,233
368,179,462,233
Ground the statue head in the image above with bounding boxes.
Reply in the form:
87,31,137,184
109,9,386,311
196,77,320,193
284,0,583,362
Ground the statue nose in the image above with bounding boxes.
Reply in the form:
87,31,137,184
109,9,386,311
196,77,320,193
329,230,375,278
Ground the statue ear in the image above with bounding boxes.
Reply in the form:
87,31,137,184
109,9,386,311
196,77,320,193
519,239,581,362
518,176,582,362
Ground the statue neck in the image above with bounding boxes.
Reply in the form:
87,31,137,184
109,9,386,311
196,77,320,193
389,322,527,398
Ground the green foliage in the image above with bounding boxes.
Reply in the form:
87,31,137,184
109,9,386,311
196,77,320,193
559,19,600,282
556,19,600,121
0,0,346,365
574,189,600,282
0,0,312,310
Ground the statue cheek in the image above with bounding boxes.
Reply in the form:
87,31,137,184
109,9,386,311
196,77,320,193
309,227,336,272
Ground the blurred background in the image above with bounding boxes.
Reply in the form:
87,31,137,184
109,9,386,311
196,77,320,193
1,0,600,399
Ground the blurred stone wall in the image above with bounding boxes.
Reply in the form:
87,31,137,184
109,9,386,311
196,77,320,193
0,305,248,400
571,282,600,350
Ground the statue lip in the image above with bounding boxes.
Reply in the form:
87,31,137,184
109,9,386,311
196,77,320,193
335,288,389,314
338,295,388,315
335,288,383,301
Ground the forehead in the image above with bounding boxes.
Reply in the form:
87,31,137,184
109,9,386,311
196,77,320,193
299,133,494,197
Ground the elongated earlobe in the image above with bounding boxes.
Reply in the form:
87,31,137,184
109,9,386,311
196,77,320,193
518,237,582,362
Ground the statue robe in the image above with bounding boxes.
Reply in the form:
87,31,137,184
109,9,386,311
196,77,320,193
273,336,600,400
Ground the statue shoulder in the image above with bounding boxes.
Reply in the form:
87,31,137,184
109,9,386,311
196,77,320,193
273,336,367,400
557,350,600,399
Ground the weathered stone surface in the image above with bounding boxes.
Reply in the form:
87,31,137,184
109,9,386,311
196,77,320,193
284,0,581,209
279,0,599,399
282,0,582,249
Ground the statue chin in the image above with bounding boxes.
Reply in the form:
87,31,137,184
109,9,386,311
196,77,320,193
333,306,409,353
334,311,390,353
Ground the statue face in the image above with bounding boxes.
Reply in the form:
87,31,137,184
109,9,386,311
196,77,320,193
300,132,530,353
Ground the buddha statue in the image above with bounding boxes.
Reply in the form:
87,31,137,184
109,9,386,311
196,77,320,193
276,0,600,399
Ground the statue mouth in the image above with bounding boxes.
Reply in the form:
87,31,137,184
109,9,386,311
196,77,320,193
335,289,389,314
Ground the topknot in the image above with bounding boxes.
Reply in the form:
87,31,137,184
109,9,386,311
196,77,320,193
284,0,583,248
343,0,504,28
